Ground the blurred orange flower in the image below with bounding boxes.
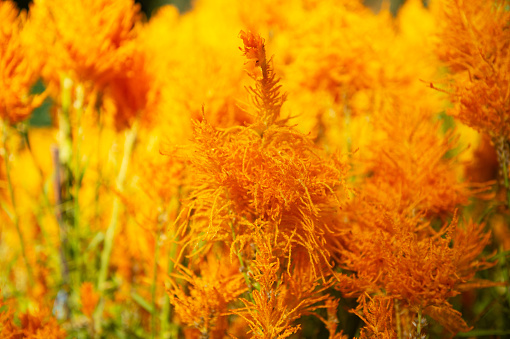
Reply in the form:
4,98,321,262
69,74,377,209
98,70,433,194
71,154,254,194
0,1,44,123
24,0,141,94
80,282,100,318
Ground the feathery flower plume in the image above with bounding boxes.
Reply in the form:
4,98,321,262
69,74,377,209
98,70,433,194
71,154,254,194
0,1,44,123
24,0,142,94
171,30,350,337
80,282,100,318
0,289,67,338
239,30,288,132
167,250,247,337
353,294,396,339
336,205,497,335
436,0,510,141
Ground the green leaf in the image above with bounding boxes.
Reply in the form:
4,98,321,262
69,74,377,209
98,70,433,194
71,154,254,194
488,249,510,262
131,291,154,314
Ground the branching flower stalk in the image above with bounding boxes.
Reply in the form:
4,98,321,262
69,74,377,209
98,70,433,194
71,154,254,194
239,30,287,133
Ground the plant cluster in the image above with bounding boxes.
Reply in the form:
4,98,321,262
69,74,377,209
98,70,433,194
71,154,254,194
0,0,509,338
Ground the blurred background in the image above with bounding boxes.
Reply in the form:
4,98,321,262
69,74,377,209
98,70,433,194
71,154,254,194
13,0,409,17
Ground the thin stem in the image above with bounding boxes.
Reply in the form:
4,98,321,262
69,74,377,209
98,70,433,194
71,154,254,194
56,77,73,285
230,222,249,285
72,84,85,290
56,76,79,320
395,300,402,339
151,231,162,339
230,221,254,303
161,215,180,339
52,146,70,288
495,136,510,208
1,122,34,284
502,153,510,208
416,307,422,336
94,120,139,334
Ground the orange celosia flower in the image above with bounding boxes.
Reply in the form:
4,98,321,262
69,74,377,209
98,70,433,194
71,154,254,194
353,294,396,339
435,0,510,205
322,299,349,339
336,206,496,335
0,289,22,337
179,31,349,279
24,0,141,94
182,114,348,279
172,31,351,338
234,235,340,338
0,290,66,338
361,104,470,217
239,30,266,64
239,30,288,132
436,0,510,141
235,235,301,339
18,309,67,339
0,1,44,123
80,282,100,318
106,38,161,129
167,249,247,337
143,4,250,131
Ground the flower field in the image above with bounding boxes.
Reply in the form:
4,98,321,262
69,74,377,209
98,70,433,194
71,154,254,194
1,0,510,338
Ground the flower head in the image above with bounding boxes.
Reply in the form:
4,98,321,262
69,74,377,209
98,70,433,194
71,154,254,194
239,30,266,63
0,1,43,123
436,0,510,140
24,0,142,93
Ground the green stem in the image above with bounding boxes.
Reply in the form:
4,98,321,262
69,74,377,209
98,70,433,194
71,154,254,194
90,95,104,282
58,77,73,168
94,120,139,334
57,76,73,290
395,300,402,339
502,154,510,208
416,307,423,338
230,223,249,284
52,145,70,291
161,226,179,339
1,122,34,284
57,76,85,319
151,231,162,339
230,222,254,303
496,136,510,208
73,84,85,279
